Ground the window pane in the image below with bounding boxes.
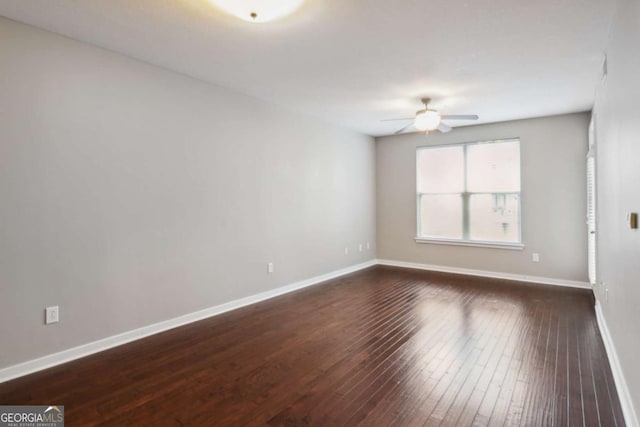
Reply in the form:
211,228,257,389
419,194,463,239
467,141,520,192
417,146,464,193
469,193,520,242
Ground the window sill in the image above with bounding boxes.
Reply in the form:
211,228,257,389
414,237,525,250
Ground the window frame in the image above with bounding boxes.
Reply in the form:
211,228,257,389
415,138,524,250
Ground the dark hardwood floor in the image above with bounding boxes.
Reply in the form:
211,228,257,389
0,266,625,426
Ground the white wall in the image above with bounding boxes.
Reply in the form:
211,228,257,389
0,18,376,370
376,113,589,283
592,0,640,419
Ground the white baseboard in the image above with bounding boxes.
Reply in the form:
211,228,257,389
0,259,376,384
595,300,639,427
376,259,591,289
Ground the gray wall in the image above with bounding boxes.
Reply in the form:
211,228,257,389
592,0,640,415
376,113,589,282
0,18,376,369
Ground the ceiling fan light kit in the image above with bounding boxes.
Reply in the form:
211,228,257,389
414,109,441,131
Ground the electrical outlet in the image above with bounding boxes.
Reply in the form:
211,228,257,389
344,247,349,255
45,306,59,324
605,287,609,302
359,243,363,252
366,242,370,250
267,262,274,273
532,253,540,262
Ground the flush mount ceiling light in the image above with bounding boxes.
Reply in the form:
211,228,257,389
208,0,305,23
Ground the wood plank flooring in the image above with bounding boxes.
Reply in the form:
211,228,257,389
0,266,625,426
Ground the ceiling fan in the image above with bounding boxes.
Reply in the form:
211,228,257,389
382,98,479,135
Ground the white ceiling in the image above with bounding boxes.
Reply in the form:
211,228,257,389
0,0,615,136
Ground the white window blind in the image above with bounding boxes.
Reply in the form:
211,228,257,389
587,155,597,285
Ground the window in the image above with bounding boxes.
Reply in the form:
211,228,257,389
416,138,522,248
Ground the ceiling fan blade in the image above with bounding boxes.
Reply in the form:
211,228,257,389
440,114,479,120
394,122,415,135
381,117,414,122
438,122,452,133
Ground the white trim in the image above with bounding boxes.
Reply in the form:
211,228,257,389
595,300,639,427
0,260,376,384
414,237,524,250
376,259,591,289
